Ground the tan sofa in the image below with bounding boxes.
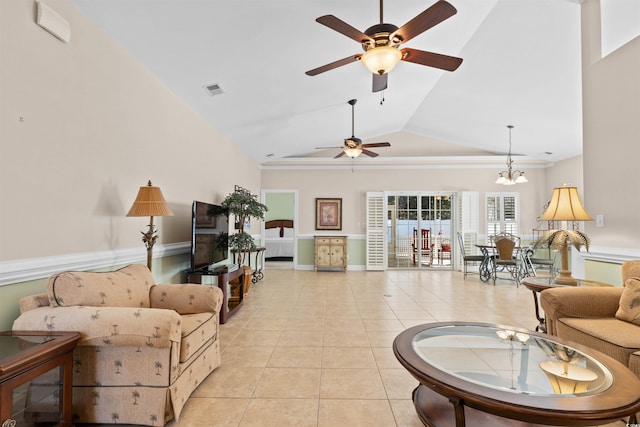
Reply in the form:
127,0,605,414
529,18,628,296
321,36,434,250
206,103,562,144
540,260,640,378
12,264,223,426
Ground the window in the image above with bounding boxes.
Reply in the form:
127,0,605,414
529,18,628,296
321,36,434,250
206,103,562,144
486,193,519,237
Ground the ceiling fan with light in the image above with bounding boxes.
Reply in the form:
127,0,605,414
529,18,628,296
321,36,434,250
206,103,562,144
317,99,391,158
305,0,463,92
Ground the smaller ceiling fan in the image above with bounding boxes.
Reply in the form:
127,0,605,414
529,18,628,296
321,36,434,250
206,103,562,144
306,0,463,92
316,99,391,159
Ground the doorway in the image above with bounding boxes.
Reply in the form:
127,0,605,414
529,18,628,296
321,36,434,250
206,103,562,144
386,193,455,269
261,190,298,270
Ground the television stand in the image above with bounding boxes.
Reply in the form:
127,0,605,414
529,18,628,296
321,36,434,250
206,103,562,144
186,266,244,323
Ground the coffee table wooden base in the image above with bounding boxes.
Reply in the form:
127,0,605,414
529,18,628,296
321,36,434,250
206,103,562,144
413,384,551,427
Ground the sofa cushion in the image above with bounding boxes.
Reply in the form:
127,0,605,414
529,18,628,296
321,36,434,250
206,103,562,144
179,312,217,363
47,264,153,308
557,317,640,366
615,277,640,325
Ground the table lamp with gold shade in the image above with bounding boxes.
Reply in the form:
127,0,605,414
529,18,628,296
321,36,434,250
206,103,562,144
126,181,174,270
537,185,593,285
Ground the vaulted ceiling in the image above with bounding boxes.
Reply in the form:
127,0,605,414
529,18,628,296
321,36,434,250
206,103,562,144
69,0,583,167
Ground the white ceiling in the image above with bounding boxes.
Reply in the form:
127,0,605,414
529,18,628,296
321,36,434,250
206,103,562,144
68,0,583,166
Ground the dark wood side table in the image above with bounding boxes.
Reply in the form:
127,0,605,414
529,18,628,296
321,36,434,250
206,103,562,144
186,266,245,324
0,331,81,427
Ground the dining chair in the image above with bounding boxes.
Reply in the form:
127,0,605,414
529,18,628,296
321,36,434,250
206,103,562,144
492,234,525,286
439,238,452,265
412,228,433,265
494,232,521,248
524,245,559,277
457,232,485,279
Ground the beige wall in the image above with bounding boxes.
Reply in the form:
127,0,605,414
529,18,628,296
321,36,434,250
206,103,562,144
261,166,550,238
545,156,584,191
581,0,640,250
0,0,260,329
0,0,259,262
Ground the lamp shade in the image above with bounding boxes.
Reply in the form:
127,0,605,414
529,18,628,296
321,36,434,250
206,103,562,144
361,46,402,75
540,186,592,221
126,180,174,217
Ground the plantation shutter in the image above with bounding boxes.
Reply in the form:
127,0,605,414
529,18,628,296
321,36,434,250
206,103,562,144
486,193,519,237
366,192,385,270
455,191,479,269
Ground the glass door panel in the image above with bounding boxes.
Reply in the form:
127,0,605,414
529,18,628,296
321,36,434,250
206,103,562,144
387,193,454,269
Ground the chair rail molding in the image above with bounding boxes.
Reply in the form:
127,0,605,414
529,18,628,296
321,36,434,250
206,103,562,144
0,242,189,286
578,246,640,263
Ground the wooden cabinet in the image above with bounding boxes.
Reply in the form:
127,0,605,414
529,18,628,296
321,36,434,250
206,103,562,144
314,236,347,271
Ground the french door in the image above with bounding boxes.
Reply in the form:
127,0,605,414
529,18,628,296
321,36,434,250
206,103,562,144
386,193,455,269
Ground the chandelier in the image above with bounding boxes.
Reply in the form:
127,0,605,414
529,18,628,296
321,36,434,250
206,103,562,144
496,125,528,185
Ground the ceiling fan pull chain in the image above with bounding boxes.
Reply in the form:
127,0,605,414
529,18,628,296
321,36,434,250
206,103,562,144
380,90,385,105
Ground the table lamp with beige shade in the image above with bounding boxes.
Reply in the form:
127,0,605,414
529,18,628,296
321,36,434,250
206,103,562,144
126,180,174,270
537,185,592,285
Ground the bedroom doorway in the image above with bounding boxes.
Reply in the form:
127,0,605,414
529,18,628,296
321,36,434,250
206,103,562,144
261,190,298,270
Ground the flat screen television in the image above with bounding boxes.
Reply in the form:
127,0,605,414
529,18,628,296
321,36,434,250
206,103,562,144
190,200,230,271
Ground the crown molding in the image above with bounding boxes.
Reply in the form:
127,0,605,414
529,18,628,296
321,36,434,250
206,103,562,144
261,156,553,171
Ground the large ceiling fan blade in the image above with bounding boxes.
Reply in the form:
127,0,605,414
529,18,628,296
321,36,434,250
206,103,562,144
372,73,387,92
392,0,457,44
316,146,343,149
362,142,391,148
361,149,379,157
334,151,347,159
401,47,463,71
306,54,362,76
316,15,373,44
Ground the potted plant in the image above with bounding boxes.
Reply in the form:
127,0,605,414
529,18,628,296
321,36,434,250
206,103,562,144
221,186,268,292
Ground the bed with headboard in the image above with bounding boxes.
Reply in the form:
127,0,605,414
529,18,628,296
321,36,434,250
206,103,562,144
264,219,294,259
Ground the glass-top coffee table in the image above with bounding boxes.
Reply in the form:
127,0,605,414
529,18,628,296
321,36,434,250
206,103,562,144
393,322,640,427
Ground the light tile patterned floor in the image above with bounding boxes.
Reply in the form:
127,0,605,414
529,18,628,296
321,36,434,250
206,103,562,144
163,268,628,427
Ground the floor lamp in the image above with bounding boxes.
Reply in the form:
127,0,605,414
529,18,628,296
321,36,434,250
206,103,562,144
126,180,174,270
538,185,592,285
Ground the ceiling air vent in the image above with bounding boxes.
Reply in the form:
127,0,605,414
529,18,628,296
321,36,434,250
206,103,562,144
203,83,224,96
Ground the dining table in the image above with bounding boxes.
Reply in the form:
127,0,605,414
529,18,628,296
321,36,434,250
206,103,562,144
474,244,496,282
475,243,528,283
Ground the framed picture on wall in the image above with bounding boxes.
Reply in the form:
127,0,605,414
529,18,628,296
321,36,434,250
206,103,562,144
315,198,342,230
